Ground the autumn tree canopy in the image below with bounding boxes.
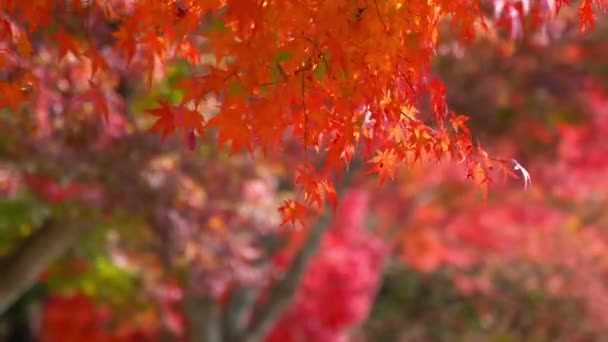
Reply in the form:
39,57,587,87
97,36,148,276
3,0,599,222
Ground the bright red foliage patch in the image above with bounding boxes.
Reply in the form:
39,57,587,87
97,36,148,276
268,190,387,341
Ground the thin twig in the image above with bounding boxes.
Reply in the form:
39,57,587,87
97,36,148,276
373,0,389,33
302,70,308,164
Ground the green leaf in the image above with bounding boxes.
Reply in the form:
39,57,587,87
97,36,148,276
168,89,185,104
270,64,281,86
210,17,230,33
275,51,292,63
313,61,327,81
259,84,269,95
228,81,246,97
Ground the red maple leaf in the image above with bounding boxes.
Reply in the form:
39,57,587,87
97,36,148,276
365,149,398,186
207,100,253,154
79,80,110,122
148,100,177,141
51,26,80,60
279,199,308,227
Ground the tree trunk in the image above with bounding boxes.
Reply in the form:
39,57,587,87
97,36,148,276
0,219,88,314
221,287,258,342
185,293,223,342
184,218,329,342
243,218,328,342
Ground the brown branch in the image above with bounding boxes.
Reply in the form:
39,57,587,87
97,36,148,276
0,218,89,314
243,217,330,342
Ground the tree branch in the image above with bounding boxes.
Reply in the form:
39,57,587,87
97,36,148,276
373,0,389,33
184,293,222,342
244,217,329,342
0,218,88,314
222,287,258,342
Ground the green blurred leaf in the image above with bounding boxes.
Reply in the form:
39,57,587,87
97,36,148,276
313,61,327,81
228,81,246,97
275,51,292,63
210,17,230,33
270,63,281,86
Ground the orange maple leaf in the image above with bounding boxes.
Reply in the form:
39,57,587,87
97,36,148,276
0,81,26,113
296,164,338,210
279,199,308,227
365,148,398,186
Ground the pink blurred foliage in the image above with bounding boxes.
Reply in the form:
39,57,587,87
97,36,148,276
0,167,20,198
377,79,608,331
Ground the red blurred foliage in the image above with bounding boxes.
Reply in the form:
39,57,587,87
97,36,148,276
267,190,387,342
23,174,105,205
41,293,157,342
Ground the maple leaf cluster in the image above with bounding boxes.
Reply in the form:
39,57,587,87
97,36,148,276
0,0,594,222
4,0,603,222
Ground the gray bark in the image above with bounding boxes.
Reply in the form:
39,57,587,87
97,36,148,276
222,287,258,342
185,294,223,342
